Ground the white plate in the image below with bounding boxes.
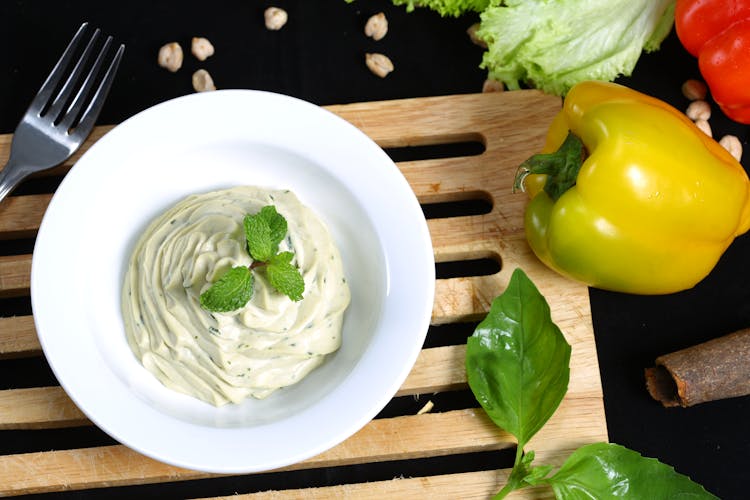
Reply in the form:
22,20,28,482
31,90,435,473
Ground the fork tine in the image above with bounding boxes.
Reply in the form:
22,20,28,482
70,43,125,139
27,23,91,115
58,35,113,130
44,28,101,122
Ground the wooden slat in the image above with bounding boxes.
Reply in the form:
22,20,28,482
0,316,40,358
0,408,513,496
196,470,552,500
0,255,30,298
400,345,467,396
0,387,87,429
0,194,52,239
326,92,560,150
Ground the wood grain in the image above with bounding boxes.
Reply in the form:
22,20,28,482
0,255,31,298
0,398,605,496
0,387,88,429
0,409,512,495
0,91,608,498
196,470,553,500
0,316,40,358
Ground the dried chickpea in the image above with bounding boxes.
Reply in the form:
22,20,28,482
482,79,504,93
719,135,743,161
694,119,712,137
158,42,183,72
364,12,388,41
192,69,216,92
681,79,708,101
265,7,288,30
191,37,215,61
365,53,394,78
686,100,711,121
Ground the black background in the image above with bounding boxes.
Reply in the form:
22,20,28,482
2,1,749,498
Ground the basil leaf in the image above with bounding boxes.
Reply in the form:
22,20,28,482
199,266,254,312
466,267,571,449
547,443,719,499
267,251,305,302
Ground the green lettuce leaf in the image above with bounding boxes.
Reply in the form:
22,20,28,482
389,0,491,16
477,0,675,96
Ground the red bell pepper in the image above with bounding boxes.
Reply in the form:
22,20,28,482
675,0,750,123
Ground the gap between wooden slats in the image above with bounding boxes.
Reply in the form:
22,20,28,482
0,408,515,496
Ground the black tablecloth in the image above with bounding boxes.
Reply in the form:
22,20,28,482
2,1,748,498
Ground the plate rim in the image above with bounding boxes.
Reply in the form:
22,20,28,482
30,89,435,473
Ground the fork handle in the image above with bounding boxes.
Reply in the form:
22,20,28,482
0,158,32,203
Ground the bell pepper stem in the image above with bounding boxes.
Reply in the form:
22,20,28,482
514,132,585,201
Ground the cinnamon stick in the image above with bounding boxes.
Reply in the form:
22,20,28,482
645,328,750,407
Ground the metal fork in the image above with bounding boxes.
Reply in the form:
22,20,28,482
0,23,124,203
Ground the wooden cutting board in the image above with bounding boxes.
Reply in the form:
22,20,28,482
0,91,607,498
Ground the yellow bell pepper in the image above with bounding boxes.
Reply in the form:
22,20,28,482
516,81,750,294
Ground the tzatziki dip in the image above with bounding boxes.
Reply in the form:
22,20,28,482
121,186,350,406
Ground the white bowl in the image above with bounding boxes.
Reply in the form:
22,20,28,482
31,90,435,473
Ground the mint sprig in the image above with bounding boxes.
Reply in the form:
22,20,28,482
199,205,304,313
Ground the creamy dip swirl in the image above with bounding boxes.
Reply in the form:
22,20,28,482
122,186,350,406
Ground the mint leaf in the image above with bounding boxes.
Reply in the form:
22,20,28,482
546,443,718,499
266,251,304,301
466,268,571,450
257,205,287,253
244,213,273,262
244,206,289,260
199,266,254,312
